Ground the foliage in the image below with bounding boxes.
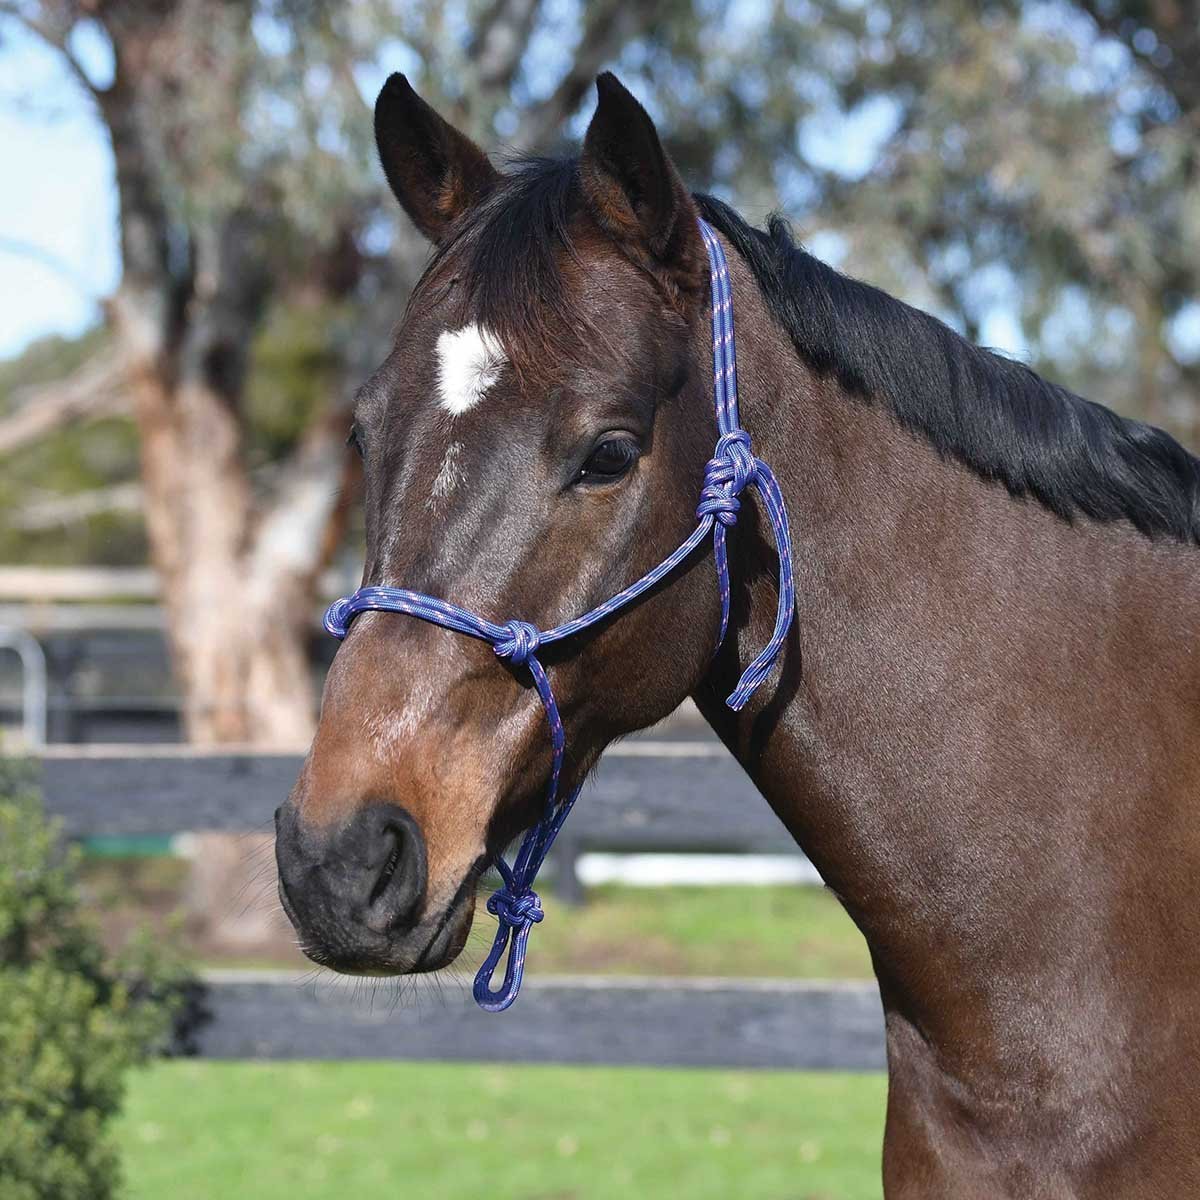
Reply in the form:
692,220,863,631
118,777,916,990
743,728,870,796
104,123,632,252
243,298,361,466
808,2,1200,437
0,0,1195,734
0,761,195,1200
0,412,143,567
119,1060,887,1200
0,329,110,415
0,326,142,564
1,0,1194,502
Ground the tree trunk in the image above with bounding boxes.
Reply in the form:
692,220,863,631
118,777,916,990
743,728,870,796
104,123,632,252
23,0,591,746
113,284,350,747
172,600,315,746
128,358,348,747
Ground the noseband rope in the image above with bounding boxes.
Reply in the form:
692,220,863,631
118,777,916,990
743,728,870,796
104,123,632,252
324,219,795,1011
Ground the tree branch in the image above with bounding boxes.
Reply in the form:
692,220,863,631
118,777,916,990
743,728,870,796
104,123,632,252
467,0,543,92
94,15,176,313
0,2,104,99
248,402,360,600
0,349,127,456
511,0,653,151
8,481,142,529
0,234,104,300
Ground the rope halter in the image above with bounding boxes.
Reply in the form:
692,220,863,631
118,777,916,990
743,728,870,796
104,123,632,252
323,218,795,1011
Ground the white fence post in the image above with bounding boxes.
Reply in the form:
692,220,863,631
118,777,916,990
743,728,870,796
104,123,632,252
0,627,48,749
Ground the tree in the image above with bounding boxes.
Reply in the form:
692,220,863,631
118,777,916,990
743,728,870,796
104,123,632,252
2,1,365,742
0,760,192,1199
0,0,669,744
798,0,1199,439
1,0,1193,742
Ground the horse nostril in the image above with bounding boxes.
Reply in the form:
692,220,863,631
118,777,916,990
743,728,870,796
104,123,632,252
273,800,428,952
364,812,426,932
369,835,404,906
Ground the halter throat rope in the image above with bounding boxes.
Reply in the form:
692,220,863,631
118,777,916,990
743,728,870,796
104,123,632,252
324,218,795,1011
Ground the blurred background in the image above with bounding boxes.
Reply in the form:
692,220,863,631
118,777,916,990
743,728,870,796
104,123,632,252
0,1,1195,1198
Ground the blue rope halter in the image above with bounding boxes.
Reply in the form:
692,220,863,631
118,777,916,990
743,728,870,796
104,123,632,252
324,219,795,1011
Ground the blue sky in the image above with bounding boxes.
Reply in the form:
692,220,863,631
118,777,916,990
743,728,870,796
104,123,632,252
0,24,118,358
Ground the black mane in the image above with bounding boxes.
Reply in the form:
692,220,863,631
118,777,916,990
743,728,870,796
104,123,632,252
433,156,1200,543
696,194,1200,544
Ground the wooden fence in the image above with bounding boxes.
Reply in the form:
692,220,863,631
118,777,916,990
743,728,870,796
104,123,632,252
196,971,885,1069
33,743,886,1070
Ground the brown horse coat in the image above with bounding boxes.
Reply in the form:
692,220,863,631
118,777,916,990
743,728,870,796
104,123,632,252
277,72,1200,1197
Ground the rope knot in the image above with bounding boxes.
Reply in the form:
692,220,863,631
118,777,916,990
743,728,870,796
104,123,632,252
696,429,757,526
494,620,542,666
716,429,756,494
486,887,544,928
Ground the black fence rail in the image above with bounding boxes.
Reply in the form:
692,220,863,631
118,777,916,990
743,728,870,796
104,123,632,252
36,740,812,900
197,971,886,1070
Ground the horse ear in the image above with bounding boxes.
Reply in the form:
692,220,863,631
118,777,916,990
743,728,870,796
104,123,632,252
374,74,500,244
579,73,705,306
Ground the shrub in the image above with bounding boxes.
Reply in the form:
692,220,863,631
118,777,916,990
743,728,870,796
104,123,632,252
0,760,194,1200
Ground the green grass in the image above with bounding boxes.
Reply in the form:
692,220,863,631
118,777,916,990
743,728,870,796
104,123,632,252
119,1061,886,1200
107,871,880,1194
529,884,873,978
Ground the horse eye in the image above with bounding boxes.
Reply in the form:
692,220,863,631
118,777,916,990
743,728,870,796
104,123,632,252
577,437,639,484
346,422,365,458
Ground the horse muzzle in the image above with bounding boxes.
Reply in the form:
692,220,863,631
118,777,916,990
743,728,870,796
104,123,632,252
274,799,464,974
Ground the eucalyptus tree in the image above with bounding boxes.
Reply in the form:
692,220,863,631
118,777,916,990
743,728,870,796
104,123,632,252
1,0,1192,742
0,0,665,743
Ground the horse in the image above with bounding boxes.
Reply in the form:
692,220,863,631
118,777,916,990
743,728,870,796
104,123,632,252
275,71,1200,1196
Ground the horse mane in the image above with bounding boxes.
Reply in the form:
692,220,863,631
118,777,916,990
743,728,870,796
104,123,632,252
696,194,1200,544
427,155,1200,544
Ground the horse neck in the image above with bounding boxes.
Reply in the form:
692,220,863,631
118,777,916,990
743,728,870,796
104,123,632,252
692,247,1200,1058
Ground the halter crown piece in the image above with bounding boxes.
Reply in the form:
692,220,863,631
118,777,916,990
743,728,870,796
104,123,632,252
324,219,795,1011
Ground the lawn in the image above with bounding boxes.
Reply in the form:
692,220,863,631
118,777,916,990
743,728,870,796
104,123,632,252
103,859,883,1196
118,1061,887,1200
511,882,873,978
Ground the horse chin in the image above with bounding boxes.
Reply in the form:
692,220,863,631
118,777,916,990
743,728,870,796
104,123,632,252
408,888,477,973
288,883,477,977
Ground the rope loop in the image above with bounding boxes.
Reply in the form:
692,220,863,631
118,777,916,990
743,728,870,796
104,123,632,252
473,882,546,1011
494,619,542,666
